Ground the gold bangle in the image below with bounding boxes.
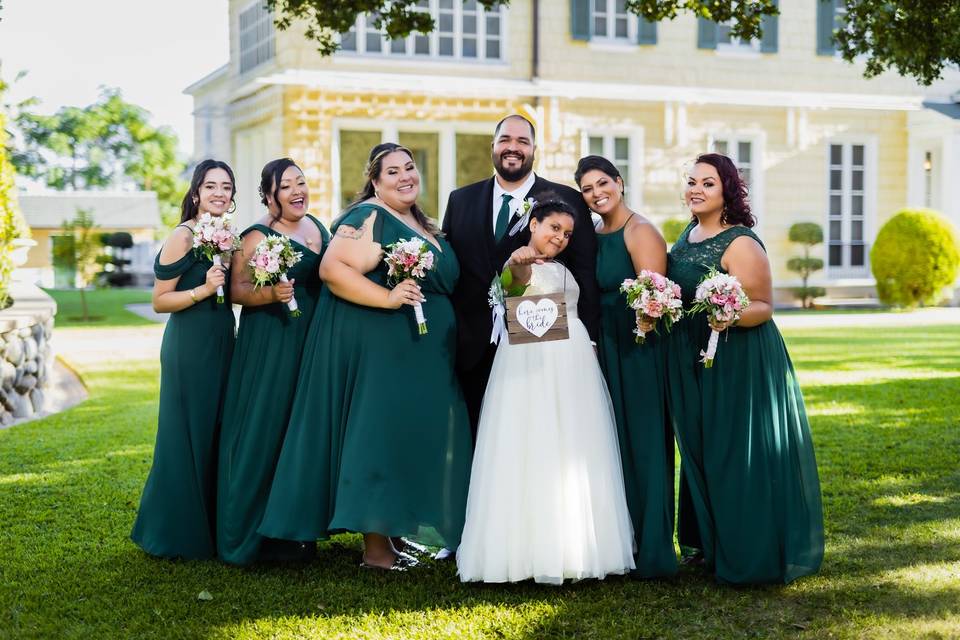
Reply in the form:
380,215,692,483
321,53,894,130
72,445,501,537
189,288,198,303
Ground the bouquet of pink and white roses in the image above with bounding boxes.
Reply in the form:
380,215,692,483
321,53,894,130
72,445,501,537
620,270,684,344
249,234,304,317
193,212,240,303
690,267,750,368
384,237,435,335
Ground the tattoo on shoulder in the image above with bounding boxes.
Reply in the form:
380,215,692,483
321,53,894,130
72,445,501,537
336,225,364,240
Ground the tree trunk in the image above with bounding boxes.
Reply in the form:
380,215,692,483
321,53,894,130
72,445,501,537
79,287,89,322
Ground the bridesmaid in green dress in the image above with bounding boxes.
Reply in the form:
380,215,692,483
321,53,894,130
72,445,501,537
131,160,237,559
575,155,678,578
259,143,472,571
665,153,824,584
216,159,330,565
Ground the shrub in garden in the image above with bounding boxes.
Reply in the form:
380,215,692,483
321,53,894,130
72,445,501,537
662,216,689,244
871,208,960,307
787,222,826,308
0,82,30,310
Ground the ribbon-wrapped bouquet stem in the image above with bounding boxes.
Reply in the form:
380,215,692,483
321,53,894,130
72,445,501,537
384,237,435,335
619,270,683,345
249,234,303,317
690,267,750,368
192,213,240,303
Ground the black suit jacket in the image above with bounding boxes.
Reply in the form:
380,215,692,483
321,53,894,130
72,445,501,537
442,175,600,371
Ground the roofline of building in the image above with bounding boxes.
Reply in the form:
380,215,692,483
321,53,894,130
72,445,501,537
253,69,926,111
184,64,230,96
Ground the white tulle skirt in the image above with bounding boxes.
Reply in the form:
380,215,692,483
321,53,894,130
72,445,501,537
456,318,636,584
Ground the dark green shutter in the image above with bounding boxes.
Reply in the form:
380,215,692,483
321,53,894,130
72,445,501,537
697,17,718,49
760,0,778,52
571,0,591,41
817,0,836,55
638,17,657,45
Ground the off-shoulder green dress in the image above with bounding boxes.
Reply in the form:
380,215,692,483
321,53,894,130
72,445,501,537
259,204,473,549
131,243,235,559
216,216,329,565
595,225,678,578
665,223,824,584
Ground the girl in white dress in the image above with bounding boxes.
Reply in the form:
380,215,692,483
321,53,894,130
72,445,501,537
457,195,635,584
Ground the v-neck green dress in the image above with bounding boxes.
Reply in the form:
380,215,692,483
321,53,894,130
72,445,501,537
131,242,235,559
216,216,329,565
595,225,678,578
665,222,824,584
259,204,473,548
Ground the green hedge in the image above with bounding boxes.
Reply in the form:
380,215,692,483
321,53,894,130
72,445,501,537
871,208,960,307
0,83,31,309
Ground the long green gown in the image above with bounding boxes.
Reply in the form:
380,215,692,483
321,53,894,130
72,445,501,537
216,216,329,565
665,222,824,584
258,203,473,548
595,225,678,578
131,243,235,559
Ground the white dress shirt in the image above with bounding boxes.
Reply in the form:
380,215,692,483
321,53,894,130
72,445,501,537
491,171,537,233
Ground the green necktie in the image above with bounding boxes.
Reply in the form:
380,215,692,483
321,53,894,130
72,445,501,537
495,194,513,242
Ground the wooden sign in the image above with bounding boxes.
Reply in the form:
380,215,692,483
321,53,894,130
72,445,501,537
505,292,570,344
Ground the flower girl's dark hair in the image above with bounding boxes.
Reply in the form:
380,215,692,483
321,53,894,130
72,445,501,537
528,191,577,227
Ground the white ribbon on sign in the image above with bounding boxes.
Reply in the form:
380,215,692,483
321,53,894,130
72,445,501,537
490,303,507,345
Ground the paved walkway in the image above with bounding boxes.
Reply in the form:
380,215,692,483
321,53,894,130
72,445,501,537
773,307,960,329
125,303,168,324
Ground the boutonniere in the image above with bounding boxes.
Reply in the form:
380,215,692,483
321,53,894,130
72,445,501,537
507,197,537,237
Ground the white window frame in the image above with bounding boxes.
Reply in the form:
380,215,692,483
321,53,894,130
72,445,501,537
238,0,275,74
824,136,877,281
590,0,636,44
337,1,507,63
707,132,766,237
579,129,644,211
330,118,495,223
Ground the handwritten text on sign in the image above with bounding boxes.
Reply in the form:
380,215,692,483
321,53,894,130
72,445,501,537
515,299,559,338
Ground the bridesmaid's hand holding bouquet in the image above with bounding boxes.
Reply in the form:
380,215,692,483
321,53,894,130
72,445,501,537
620,270,683,345
193,213,240,303
690,267,750,368
384,237,435,335
249,234,304,317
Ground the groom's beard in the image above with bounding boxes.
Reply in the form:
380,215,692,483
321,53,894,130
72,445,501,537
492,150,534,183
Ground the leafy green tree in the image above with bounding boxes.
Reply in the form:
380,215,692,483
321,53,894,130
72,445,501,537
786,222,826,309
661,216,689,245
59,209,105,321
0,76,30,310
268,0,957,85
12,88,186,226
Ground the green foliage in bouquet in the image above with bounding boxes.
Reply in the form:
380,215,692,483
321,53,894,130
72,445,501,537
787,222,826,309
500,265,528,298
871,208,960,308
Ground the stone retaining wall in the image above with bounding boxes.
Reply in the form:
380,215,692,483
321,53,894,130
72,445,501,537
0,282,56,426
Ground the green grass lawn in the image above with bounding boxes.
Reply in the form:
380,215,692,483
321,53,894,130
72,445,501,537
43,288,157,328
0,323,958,639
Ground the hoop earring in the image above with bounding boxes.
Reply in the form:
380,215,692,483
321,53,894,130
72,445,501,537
228,201,237,214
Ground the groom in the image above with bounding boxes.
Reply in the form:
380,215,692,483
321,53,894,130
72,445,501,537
442,114,600,437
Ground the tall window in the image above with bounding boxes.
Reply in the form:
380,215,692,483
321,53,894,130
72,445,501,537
592,0,630,41
710,138,754,191
586,134,633,204
827,143,868,273
339,0,504,61
716,20,759,52
239,1,275,73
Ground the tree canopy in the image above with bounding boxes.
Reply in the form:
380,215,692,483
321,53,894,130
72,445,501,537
11,88,186,226
266,0,959,85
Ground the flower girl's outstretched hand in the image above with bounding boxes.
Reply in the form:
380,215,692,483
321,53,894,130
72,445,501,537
508,246,547,266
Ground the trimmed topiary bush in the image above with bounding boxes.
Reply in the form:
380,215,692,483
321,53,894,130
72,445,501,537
662,216,689,244
871,208,960,307
787,222,826,308
0,79,31,309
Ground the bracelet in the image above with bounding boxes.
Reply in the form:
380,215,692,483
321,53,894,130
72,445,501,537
189,288,198,303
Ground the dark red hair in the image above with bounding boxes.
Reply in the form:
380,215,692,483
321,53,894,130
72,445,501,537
694,153,756,228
